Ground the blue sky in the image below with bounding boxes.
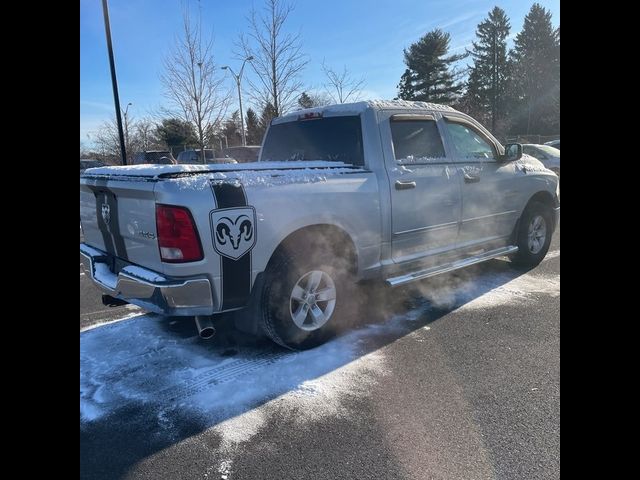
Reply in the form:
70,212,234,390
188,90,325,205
80,0,559,144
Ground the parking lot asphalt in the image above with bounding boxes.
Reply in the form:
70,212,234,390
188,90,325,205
80,228,559,480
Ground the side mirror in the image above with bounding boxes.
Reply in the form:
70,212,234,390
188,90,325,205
501,143,522,162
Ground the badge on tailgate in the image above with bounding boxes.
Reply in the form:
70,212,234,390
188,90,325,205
101,202,111,225
210,207,257,260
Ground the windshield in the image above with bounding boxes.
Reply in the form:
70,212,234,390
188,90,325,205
261,116,364,166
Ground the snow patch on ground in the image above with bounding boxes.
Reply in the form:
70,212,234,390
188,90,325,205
545,249,560,260
80,255,559,461
79,311,141,333
418,271,560,312
211,345,387,452
217,459,232,479
80,315,390,430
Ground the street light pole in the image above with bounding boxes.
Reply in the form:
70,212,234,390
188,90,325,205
101,0,128,165
236,77,245,146
123,102,132,156
221,56,253,146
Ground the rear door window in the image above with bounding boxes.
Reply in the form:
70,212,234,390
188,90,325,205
390,119,446,164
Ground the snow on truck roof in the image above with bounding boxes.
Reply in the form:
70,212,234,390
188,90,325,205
273,99,458,124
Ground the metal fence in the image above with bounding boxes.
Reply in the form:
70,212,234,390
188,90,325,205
167,144,240,158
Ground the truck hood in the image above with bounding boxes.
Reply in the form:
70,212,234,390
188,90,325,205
83,161,360,179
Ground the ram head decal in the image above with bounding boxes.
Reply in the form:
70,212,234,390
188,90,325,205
216,215,253,249
210,207,257,260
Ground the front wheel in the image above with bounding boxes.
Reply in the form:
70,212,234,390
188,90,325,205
511,201,553,268
260,252,349,350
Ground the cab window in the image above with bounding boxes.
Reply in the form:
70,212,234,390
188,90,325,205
390,119,445,164
444,120,497,161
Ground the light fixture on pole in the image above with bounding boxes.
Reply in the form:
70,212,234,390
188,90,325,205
221,56,254,146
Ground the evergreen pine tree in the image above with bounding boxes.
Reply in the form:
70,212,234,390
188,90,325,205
155,118,197,147
260,102,278,129
249,102,278,145
297,92,315,109
221,110,243,147
509,3,560,134
396,69,415,100
465,7,511,133
397,29,466,103
245,108,262,145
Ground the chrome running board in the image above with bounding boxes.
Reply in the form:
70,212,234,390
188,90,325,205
386,245,518,287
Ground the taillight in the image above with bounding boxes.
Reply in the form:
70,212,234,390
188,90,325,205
155,204,203,263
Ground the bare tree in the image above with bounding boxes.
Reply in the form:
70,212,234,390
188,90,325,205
91,118,125,161
321,61,366,104
160,9,229,162
89,114,165,163
238,0,308,116
80,140,90,158
135,117,162,152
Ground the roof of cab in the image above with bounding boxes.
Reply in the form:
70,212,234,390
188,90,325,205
273,99,458,124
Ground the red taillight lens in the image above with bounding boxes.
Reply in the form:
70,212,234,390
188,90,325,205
155,204,203,263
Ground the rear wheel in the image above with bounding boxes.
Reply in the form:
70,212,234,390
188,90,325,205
260,251,348,350
511,201,553,267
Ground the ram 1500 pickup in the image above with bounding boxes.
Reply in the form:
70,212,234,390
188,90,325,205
80,100,559,349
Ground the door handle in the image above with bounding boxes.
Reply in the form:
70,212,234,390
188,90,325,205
463,173,480,184
395,180,416,190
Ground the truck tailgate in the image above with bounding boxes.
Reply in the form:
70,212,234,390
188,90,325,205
80,177,162,271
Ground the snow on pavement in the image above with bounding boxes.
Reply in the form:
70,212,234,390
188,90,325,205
416,265,560,312
80,257,559,476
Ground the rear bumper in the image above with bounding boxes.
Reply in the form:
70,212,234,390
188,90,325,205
80,243,215,316
554,206,560,230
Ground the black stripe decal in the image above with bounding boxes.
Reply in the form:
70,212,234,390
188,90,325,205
105,192,129,260
85,186,116,257
211,182,247,208
211,181,251,310
220,255,251,309
84,184,128,260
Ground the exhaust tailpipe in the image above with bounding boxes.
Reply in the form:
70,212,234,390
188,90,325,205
195,316,216,339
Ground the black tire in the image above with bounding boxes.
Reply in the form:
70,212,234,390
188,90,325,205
260,249,351,350
511,201,553,268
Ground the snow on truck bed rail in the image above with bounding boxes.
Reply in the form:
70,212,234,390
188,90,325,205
82,161,368,189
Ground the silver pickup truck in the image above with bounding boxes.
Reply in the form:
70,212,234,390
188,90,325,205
80,100,559,349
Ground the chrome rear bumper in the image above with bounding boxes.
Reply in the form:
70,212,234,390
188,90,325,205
80,243,215,316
